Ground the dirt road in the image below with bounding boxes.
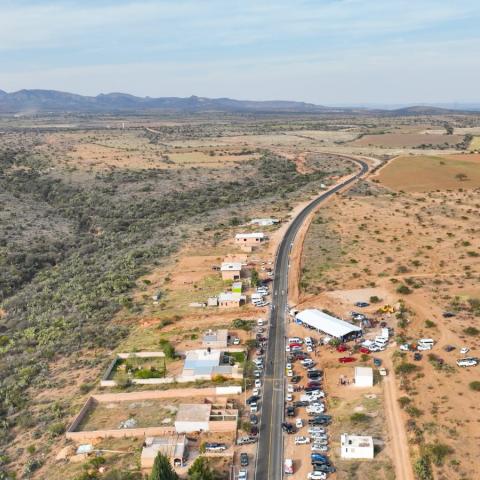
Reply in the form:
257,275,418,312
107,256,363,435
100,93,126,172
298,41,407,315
383,356,415,480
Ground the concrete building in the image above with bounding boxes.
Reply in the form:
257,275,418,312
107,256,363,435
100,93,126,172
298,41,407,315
181,349,242,380
354,367,374,387
218,292,246,308
295,309,362,342
221,262,242,281
234,232,266,247
340,433,374,459
202,329,228,349
249,218,279,226
175,404,211,433
207,297,219,307
141,435,187,470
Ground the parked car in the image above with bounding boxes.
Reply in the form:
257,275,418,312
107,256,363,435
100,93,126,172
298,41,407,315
443,345,455,352
205,443,227,452
400,343,410,351
460,347,470,355
413,352,422,361
286,406,296,417
295,418,303,428
313,464,336,473
379,368,388,376
307,472,327,480
240,453,249,467
442,311,455,318
336,344,348,352
282,422,295,433
338,357,356,363
294,400,310,407
294,436,310,445
373,358,382,367
457,358,478,367
308,427,326,434
237,436,256,445
238,469,248,480
359,347,371,354
287,384,294,393
250,425,259,436
291,375,302,383
250,414,258,425
354,301,369,307
246,395,260,405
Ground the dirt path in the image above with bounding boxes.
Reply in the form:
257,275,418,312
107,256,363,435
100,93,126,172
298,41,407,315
383,356,415,480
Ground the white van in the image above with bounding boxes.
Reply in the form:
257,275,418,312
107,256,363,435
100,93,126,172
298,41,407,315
418,338,434,347
257,319,264,326
375,337,388,346
457,358,478,367
288,337,303,344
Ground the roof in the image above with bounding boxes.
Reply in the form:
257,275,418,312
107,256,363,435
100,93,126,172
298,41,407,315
142,435,187,460
235,232,265,239
355,367,373,378
250,218,279,225
203,329,228,344
218,292,245,302
341,433,374,448
176,404,211,423
221,262,242,271
296,309,362,338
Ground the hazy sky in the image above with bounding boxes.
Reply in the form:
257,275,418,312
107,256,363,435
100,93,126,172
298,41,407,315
1,0,480,104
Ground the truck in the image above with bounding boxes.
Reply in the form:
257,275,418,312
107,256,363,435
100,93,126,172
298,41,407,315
284,458,294,475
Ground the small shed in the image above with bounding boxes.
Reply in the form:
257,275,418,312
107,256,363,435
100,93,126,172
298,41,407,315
354,367,373,387
141,435,187,470
340,433,374,459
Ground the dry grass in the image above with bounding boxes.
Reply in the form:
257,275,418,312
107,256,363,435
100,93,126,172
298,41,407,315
377,154,480,191
351,133,463,148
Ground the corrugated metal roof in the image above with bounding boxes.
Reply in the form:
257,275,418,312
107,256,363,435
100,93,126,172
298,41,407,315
296,309,361,338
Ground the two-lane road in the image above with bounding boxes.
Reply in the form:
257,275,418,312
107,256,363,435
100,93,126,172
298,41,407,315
255,158,368,480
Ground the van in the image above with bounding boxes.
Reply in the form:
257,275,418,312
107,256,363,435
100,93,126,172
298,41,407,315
284,459,294,475
250,403,258,413
457,358,478,367
257,319,264,326
375,336,388,345
418,338,434,347
288,337,303,344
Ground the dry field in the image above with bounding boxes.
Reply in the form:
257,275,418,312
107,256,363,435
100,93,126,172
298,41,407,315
299,173,480,479
376,154,480,191
350,133,464,148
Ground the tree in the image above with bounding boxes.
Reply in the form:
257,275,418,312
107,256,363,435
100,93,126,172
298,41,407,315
187,457,216,480
150,453,178,480
250,269,259,287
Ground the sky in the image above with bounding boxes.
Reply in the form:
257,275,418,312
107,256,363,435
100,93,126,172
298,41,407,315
1,0,480,105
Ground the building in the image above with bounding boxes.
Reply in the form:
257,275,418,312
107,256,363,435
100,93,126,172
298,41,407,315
295,309,362,342
340,433,374,459
234,232,267,249
175,403,239,434
354,367,374,387
221,262,242,281
181,349,242,380
218,292,246,308
207,297,219,307
175,404,211,433
141,435,187,470
250,218,279,226
202,329,228,349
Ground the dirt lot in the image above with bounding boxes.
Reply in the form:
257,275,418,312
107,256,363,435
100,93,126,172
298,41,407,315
297,174,480,479
376,154,480,191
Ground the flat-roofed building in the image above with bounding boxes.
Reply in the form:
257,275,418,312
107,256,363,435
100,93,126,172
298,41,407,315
234,232,267,248
202,329,228,349
340,433,374,459
218,292,246,308
221,262,242,280
141,435,187,470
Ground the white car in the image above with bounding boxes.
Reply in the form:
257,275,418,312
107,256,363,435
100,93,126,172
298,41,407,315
306,345,313,353
252,388,260,396
287,369,293,377
233,338,240,345
255,379,262,388
294,436,310,445
301,359,314,366
460,347,470,355
457,358,478,367
311,445,328,452
417,344,432,351
286,393,293,402
286,363,292,370
287,384,294,393
307,472,327,480
400,343,410,351
312,433,328,440
285,345,291,352
238,469,248,480
308,427,325,435
296,418,303,428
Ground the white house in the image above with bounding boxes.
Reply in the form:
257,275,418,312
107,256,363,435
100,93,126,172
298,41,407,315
354,367,374,387
340,433,374,459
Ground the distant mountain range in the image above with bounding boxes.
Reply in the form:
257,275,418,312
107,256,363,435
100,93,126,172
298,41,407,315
0,88,478,115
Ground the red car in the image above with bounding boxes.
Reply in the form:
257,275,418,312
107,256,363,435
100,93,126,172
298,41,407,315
359,347,371,354
289,343,302,348
338,357,356,363
336,344,348,352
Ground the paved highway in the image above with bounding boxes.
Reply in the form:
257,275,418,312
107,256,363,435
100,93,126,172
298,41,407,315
254,158,369,480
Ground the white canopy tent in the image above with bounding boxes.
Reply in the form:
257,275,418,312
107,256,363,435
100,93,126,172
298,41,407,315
296,309,362,341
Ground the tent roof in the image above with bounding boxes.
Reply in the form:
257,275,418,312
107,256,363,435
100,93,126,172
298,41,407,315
296,309,361,338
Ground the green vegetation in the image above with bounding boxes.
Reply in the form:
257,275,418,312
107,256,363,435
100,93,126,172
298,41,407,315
350,412,371,424
414,455,433,480
231,318,254,331
469,381,480,391
395,362,419,375
463,326,480,336
150,453,178,480
187,457,218,480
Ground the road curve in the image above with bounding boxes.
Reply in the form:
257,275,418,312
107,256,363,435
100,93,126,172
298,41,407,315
254,157,369,480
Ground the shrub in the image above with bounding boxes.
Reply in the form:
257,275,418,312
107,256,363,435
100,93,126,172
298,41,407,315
395,363,418,375
463,327,480,336
398,396,411,408
424,320,436,328
350,413,370,424
426,443,453,466
48,421,66,437
369,295,381,303
469,381,480,391
414,455,433,480
396,284,412,295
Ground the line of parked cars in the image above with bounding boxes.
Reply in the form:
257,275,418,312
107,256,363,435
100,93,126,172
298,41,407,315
283,336,336,478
